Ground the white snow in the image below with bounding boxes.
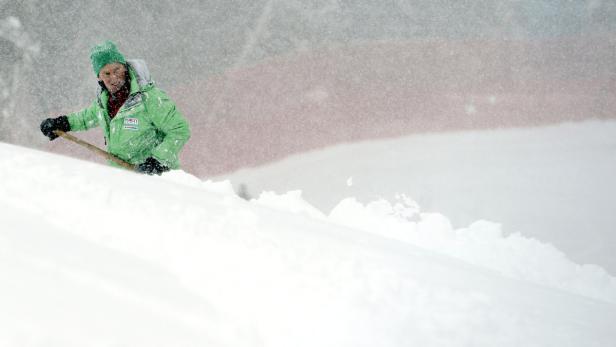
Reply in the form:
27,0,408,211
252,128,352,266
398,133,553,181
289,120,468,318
221,120,616,276
1,140,616,346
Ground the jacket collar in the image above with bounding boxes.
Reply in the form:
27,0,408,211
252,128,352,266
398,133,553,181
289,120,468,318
127,67,141,95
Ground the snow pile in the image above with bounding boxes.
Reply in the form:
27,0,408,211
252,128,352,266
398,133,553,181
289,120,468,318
251,189,616,304
326,196,616,304
254,190,326,220
220,120,616,275
2,142,616,346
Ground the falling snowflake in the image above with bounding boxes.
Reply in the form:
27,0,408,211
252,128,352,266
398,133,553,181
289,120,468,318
465,104,477,115
346,176,353,187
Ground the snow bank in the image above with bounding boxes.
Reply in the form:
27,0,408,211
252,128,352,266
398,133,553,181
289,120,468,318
326,196,616,304
2,143,616,346
148,169,616,304
220,120,616,275
249,189,616,303
253,190,326,220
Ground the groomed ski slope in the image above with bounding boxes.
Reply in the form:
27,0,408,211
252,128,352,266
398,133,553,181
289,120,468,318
1,142,615,347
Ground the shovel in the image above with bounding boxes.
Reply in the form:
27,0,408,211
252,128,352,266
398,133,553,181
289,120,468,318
52,130,137,171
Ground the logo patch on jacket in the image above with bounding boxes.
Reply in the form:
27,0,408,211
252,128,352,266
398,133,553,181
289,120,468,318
123,94,142,109
123,118,139,130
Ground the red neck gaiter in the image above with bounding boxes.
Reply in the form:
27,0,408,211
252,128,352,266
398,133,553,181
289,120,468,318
108,83,130,119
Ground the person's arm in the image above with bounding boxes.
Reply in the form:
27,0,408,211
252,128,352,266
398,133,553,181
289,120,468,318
144,89,191,169
66,100,102,132
40,100,102,140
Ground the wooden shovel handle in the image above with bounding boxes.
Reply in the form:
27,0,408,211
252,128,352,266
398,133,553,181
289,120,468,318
53,130,137,171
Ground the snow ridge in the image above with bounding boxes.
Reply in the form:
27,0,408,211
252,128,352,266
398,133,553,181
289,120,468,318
2,142,616,346
252,191,616,304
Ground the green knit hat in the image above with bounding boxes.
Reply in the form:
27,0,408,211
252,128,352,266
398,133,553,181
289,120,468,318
89,40,126,76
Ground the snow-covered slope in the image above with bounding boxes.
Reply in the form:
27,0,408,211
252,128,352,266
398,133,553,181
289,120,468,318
221,120,616,275
1,142,616,346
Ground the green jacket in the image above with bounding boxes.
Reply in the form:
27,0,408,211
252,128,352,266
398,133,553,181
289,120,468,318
67,61,190,169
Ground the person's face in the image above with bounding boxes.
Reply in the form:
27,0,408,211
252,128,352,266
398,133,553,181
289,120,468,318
98,62,127,94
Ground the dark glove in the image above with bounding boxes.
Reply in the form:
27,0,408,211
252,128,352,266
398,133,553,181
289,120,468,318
40,115,70,140
136,157,169,175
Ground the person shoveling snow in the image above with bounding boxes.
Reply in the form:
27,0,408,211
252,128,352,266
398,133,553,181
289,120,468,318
40,40,190,175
